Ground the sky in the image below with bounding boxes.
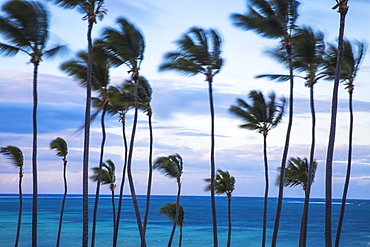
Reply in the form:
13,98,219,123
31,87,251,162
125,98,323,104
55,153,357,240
0,0,369,199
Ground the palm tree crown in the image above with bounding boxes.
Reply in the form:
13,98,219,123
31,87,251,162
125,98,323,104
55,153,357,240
50,137,68,159
205,169,235,199
90,159,116,191
153,154,183,180
0,146,24,170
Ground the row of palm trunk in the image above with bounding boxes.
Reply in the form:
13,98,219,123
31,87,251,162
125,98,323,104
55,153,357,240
0,0,364,246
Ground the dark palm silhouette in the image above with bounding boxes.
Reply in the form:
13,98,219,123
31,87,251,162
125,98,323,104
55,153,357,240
50,137,68,247
0,1,66,245
159,27,223,247
154,154,183,247
205,169,235,247
230,90,285,246
102,17,146,246
1,146,24,247
231,1,299,244
158,203,185,247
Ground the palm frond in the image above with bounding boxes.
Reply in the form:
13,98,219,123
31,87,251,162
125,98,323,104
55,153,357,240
0,146,24,168
50,137,68,157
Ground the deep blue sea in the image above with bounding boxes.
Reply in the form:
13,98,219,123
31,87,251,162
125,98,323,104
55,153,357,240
0,194,369,246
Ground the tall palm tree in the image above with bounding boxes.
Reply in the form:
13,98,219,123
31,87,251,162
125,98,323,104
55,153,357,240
322,40,366,247
154,154,184,247
0,146,24,247
323,1,350,245
205,169,235,247
50,137,68,247
158,203,185,247
159,27,223,247
60,41,112,246
231,1,299,245
90,160,116,234
276,157,317,191
229,90,285,247
0,1,66,245
259,26,326,246
102,17,146,246
52,1,106,245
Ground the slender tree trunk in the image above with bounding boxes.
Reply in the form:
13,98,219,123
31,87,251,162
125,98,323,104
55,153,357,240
32,61,39,247
207,79,218,247
15,168,23,247
111,188,116,233
179,226,183,247
334,90,353,247
272,44,294,247
227,196,232,247
91,103,107,247
113,115,128,247
168,179,181,247
262,134,269,247
299,85,316,247
57,159,68,247
83,20,94,247
143,111,153,236
127,76,146,247
325,5,348,247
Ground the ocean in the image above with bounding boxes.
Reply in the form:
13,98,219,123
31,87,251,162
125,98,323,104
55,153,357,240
0,194,369,246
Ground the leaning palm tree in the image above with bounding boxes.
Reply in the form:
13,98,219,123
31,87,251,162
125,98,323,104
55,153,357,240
322,40,366,247
158,203,185,247
159,27,223,247
205,169,235,247
102,17,146,246
50,137,68,247
0,146,24,247
0,1,66,245
90,160,116,234
231,1,299,245
154,154,184,247
258,26,326,246
61,41,112,246
229,90,285,247
52,1,106,245
323,1,350,245
276,157,317,192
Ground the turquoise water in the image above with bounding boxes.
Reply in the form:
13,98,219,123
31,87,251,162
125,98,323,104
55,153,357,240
0,194,369,246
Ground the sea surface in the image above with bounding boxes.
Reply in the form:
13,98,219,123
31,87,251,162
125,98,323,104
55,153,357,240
0,194,369,246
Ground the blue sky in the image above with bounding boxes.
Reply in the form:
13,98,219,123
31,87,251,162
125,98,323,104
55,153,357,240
0,0,369,199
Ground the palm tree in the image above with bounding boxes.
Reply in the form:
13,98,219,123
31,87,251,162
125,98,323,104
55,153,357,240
0,1,66,245
0,146,24,247
276,157,317,191
90,160,116,233
102,17,146,246
60,41,112,246
52,1,106,245
259,26,326,246
50,137,68,247
154,154,184,247
158,203,185,247
159,27,223,247
322,40,366,247
323,1,350,245
205,169,235,247
229,90,285,247
231,1,299,245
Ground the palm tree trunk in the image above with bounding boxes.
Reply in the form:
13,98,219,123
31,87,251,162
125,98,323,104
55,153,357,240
325,5,348,247
227,196,232,247
168,179,181,247
179,225,183,247
91,103,107,247
207,79,218,247
83,20,94,247
272,44,294,247
262,134,269,247
143,111,153,236
113,115,128,247
111,188,116,233
57,159,68,247
15,168,23,247
334,90,353,247
127,76,146,247
299,85,316,247
32,61,39,247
